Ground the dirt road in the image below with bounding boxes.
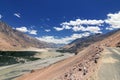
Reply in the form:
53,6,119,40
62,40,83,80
94,47,120,80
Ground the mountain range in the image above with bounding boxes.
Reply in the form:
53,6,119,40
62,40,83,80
0,21,120,52
0,21,58,50
59,29,120,53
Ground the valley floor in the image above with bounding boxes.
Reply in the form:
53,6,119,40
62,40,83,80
0,49,73,80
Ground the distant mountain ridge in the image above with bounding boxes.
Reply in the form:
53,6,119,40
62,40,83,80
59,29,120,53
0,21,56,50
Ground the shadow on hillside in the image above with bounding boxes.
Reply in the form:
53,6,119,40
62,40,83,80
0,51,41,66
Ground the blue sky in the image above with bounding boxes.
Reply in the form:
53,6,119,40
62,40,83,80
0,0,120,44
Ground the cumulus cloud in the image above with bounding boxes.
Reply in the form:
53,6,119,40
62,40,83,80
42,11,120,44
29,30,37,35
16,27,28,32
62,25,72,29
55,25,101,33
36,32,90,44
14,13,21,18
54,19,103,33
56,11,120,32
71,32,90,39
45,29,51,32
72,26,102,33
0,14,2,19
84,26,102,33
36,36,67,44
61,19,104,26
16,27,37,35
54,26,72,31
105,11,120,30
38,11,120,44
58,11,120,31
53,27,64,31
72,25,85,32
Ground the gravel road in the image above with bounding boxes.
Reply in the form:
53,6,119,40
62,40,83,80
96,47,120,80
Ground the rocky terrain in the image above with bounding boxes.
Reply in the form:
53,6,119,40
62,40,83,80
17,29,120,80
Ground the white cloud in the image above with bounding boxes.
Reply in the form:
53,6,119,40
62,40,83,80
14,13,21,18
62,25,72,29
0,14,2,19
82,32,91,37
71,32,90,39
105,11,120,30
29,30,37,35
54,19,103,33
36,36,72,44
61,19,104,26
56,11,120,32
53,27,64,31
84,26,102,33
72,25,85,32
45,29,51,32
53,26,71,31
70,25,101,33
36,32,90,44
36,36,66,44
16,27,37,35
16,27,28,32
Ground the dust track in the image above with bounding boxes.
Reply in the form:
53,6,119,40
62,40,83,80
95,47,120,80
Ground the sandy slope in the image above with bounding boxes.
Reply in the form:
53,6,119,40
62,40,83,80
17,44,104,80
18,43,119,80
93,47,120,80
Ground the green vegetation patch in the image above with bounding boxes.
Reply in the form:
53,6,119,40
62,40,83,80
0,51,40,66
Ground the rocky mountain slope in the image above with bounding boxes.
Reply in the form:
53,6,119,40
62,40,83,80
59,29,120,53
18,29,120,80
0,21,54,50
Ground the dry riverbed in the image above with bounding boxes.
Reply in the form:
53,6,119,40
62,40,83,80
0,48,73,80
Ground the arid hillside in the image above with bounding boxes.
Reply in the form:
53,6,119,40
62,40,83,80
18,29,120,80
59,29,120,53
0,21,56,50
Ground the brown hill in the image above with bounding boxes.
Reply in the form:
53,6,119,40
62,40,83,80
18,29,120,80
0,21,52,50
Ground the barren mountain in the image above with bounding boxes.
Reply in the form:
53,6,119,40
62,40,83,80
18,29,120,80
59,29,120,53
0,21,55,50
